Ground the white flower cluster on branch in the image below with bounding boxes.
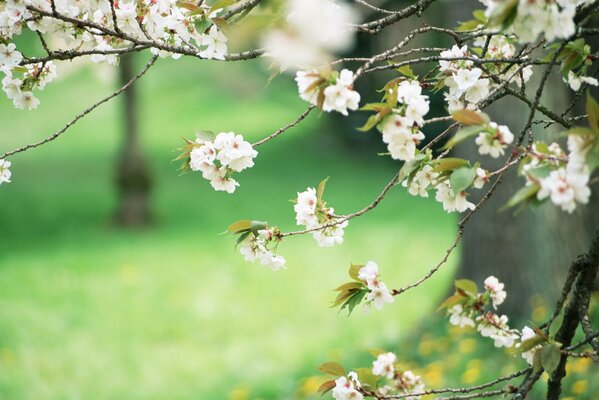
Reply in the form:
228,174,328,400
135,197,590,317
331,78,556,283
296,68,360,116
183,131,257,194
294,184,348,247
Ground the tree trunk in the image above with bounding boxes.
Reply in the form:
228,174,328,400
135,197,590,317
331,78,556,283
114,54,153,227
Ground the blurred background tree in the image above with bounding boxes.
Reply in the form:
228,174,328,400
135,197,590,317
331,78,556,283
114,54,153,227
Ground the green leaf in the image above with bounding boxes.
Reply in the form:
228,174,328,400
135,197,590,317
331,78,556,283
450,167,477,195
335,282,365,292
586,93,599,131
249,220,268,234
355,368,379,387
318,362,346,377
457,19,480,32
502,185,541,210
357,114,381,132
210,0,236,10
437,293,466,311
227,220,252,233
525,165,552,180
398,160,420,182
588,143,599,171
517,336,545,354
540,343,562,375
235,230,251,245
532,348,543,372
452,109,489,126
473,9,487,23
195,129,216,142
442,126,486,150
332,288,359,308
349,264,363,282
177,2,199,11
194,18,212,34
360,102,389,112
341,289,367,316
396,65,415,78
316,380,336,395
455,279,478,296
430,158,470,173
317,177,329,203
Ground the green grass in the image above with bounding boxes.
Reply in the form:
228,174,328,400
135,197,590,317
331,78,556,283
0,56,458,399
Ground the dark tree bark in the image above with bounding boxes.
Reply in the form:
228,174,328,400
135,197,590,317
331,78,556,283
114,53,153,227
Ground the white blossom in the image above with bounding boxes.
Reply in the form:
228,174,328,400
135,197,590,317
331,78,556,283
435,182,475,213
537,167,591,213
295,69,322,105
358,261,379,288
0,159,12,185
448,304,475,328
0,42,22,70
286,0,357,53
197,25,228,60
372,352,396,379
566,71,599,91
473,168,489,189
12,91,40,110
332,374,363,400
518,326,541,365
209,168,239,193
475,122,514,158
476,313,519,348
402,165,438,197
322,69,360,116
239,229,286,271
366,281,394,310
453,68,483,94
484,275,507,308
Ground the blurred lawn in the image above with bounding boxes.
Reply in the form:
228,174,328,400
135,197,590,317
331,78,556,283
0,56,458,399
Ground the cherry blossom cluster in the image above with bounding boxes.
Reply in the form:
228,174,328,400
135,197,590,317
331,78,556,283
294,186,348,247
399,154,488,213
440,45,492,113
295,68,360,116
518,132,594,213
443,276,523,348
473,35,533,88
438,34,541,114
475,121,515,158
441,276,556,365
0,159,11,185
441,276,561,364
0,0,228,109
358,261,394,313
262,0,357,71
239,228,286,272
332,371,363,400
376,80,430,162
481,0,590,43
184,131,257,194
517,326,543,365
434,180,477,213
2,60,57,110
439,42,531,114
371,352,425,399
